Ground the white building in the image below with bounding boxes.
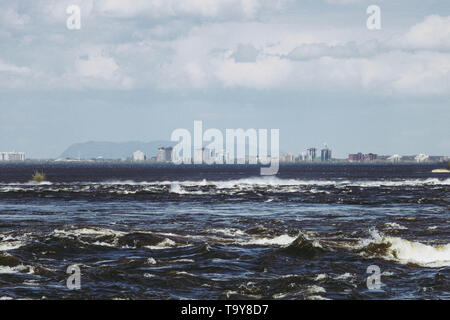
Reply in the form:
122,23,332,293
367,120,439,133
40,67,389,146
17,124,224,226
415,154,429,163
0,152,25,161
132,150,146,161
388,154,402,163
280,153,295,163
193,148,214,164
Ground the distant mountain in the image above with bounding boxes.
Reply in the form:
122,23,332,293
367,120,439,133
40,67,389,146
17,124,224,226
59,140,175,159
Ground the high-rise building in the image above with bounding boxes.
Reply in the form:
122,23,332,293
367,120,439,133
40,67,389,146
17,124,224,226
157,147,166,162
0,152,25,161
132,150,146,161
194,148,203,164
299,152,307,161
164,147,173,162
156,147,174,162
280,153,295,163
203,148,212,164
307,148,316,161
193,148,213,164
321,148,332,161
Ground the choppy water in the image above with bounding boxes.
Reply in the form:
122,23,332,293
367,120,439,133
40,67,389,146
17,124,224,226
0,164,448,300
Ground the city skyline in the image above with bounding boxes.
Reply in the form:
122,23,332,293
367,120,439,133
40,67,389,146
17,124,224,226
0,1,449,159
1,143,447,163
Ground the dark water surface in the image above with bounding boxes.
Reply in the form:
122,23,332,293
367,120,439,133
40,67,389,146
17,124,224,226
0,163,448,299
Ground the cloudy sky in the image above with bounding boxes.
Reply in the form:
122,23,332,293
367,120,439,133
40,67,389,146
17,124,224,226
0,0,449,158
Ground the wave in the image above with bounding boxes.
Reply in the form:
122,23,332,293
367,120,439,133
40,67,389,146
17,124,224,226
0,252,41,275
54,227,125,237
240,228,450,267
282,234,325,257
0,234,27,252
244,234,297,246
91,177,450,187
358,229,450,268
0,241,25,251
52,228,182,250
240,231,325,258
1,177,448,198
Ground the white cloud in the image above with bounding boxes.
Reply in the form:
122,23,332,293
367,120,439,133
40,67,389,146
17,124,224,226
1,2,449,96
75,53,118,79
55,48,135,89
0,59,34,89
0,60,31,75
288,42,361,60
389,51,450,94
1,6,31,28
94,0,291,20
326,0,364,4
158,44,450,95
215,56,291,88
404,15,450,50
232,44,260,62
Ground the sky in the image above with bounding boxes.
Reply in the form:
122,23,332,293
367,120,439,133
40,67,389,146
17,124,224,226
0,0,449,159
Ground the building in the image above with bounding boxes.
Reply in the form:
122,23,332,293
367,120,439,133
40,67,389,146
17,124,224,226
203,148,213,164
387,154,402,163
132,150,146,161
415,154,429,163
193,148,213,164
193,148,203,163
156,147,174,163
0,152,25,161
349,153,364,161
164,147,173,162
364,153,378,161
307,148,316,161
157,147,166,162
349,152,378,162
321,148,332,162
280,153,295,163
298,152,307,161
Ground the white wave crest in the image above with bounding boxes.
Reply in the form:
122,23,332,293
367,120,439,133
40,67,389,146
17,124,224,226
53,227,125,237
97,177,450,187
244,234,298,246
144,238,176,250
361,229,450,268
0,241,25,251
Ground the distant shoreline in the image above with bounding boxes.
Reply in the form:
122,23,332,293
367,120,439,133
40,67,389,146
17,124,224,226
0,160,448,167
1,162,447,184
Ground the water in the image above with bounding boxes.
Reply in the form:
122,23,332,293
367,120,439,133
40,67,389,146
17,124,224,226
0,163,448,300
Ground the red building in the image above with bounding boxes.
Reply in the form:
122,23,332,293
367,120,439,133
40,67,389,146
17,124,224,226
349,153,377,161
349,153,364,161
